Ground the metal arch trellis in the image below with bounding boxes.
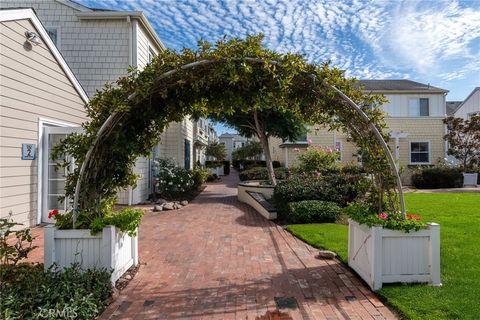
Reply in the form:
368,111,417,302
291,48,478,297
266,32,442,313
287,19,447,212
72,58,406,227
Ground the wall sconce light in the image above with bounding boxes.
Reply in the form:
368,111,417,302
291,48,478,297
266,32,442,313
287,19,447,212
25,31,41,45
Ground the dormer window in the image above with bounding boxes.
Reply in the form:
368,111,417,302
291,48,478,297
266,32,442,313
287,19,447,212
409,98,429,116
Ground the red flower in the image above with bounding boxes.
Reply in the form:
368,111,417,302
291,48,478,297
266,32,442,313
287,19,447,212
378,212,388,220
48,209,59,219
406,214,421,221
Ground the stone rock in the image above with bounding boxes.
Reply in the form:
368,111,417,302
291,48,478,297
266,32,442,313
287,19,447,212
316,250,336,260
180,200,188,206
125,274,132,280
153,205,163,212
163,202,175,210
156,198,167,205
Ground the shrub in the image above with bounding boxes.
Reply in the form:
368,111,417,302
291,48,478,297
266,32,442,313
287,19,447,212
411,167,463,189
206,173,218,182
232,160,281,171
191,167,209,189
205,160,223,168
0,263,112,320
296,146,340,173
239,167,289,181
0,219,36,265
223,160,230,175
274,173,368,218
286,200,340,223
153,158,195,198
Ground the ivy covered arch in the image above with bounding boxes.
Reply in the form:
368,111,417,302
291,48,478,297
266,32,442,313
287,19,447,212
53,35,405,227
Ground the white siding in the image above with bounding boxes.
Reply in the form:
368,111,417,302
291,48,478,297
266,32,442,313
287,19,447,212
0,18,87,227
455,88,480,119
136,22,158,70
381,93,446,117
0,1,131,98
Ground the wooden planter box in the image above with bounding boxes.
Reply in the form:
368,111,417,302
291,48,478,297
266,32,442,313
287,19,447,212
348,219,441,290
463,173,478,186
44,225,138,283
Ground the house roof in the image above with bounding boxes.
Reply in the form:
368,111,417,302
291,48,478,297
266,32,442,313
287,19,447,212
359,80,448,93
0,8,89,104
446,101,462,115
455,87,480,115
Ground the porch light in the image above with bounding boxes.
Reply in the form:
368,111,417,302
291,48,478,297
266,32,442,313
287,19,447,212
25,31,41,45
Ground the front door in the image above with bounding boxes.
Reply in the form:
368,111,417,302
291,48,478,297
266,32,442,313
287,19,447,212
42,126,82,223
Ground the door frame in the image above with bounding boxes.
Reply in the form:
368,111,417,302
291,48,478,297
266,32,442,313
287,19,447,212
36,118,80,224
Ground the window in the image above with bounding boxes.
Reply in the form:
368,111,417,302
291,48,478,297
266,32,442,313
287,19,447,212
46,27,60,47
148,47,156,63
335,141,342,161
409,98,429,116
410,141,430,164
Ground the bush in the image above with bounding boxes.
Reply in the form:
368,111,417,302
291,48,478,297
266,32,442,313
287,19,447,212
223,160,230,175
411,167,463,189
192,167,209,189
0,263,112,320
286,200,340,223
296,146,340,173
153,159,195,198
205,160,223,168
273,173,367,218
239,167,289,181
0,219,36,265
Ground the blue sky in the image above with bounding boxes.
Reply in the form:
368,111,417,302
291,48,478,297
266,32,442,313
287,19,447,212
80,0,480,134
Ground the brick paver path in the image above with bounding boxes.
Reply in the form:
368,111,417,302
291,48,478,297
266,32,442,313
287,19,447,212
99,172,396,320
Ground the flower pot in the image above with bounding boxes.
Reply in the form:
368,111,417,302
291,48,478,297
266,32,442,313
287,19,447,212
348,219,441,290
44,225,138,283
463,173,478,186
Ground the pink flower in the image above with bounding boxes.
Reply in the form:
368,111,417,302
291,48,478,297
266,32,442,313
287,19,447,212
378,212,388,220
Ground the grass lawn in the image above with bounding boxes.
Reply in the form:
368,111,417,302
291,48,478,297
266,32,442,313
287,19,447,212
286,193,480,320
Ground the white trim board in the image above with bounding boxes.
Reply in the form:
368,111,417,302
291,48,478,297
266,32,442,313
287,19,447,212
0,8,89,104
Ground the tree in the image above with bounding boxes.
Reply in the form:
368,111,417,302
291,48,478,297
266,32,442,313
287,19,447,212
443,115,480,170
205,141,226,161
232,141,263,160
213,109,307,185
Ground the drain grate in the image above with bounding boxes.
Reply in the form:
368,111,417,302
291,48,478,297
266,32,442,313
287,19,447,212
274,296,298,309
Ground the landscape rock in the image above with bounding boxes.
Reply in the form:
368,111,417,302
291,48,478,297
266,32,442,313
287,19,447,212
163,202,175,210
180,200,188,206
316,250,336,260
153,205,163,212
125,274,132,280
156,198,167,205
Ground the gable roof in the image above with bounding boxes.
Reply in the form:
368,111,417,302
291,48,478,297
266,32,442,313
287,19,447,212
446,101,462,115
455,87,480,113
359,80,448,94
0,8,89,104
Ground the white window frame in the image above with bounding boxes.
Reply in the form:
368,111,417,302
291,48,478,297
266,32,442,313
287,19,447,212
409,140,431,165
45,26,61,49
335,141,343,161
408,97,430,117
148,46,156,64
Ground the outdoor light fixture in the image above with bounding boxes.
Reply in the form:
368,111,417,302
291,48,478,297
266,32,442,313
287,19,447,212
25,31,41,45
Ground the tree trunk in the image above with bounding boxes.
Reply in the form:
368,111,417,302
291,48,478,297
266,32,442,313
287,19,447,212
253,111,277,186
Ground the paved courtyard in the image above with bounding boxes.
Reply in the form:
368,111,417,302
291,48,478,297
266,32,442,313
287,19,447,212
27,172,396,319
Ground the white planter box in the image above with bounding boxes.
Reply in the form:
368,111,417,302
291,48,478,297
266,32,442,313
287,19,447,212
209,166,224,176
44,225,138,283
348,219,441,290
463,173,478,186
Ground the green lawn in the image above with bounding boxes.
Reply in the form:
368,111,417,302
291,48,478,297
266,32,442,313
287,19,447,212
287,193,480,320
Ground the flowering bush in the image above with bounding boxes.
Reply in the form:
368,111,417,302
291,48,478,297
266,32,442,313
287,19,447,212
296,146,340,173
153,158,195,198
344,203,426,232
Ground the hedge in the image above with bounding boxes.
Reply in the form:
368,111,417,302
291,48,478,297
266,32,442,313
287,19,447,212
273,173,366,219
286,200,341,224
411,167,463,189
232,159,281,171
238,167,289,181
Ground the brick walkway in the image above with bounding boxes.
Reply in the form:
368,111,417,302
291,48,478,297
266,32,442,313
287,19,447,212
100,172,396,320
25,172,396,319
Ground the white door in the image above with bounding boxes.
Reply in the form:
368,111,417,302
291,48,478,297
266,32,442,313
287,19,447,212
42,126,82,223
